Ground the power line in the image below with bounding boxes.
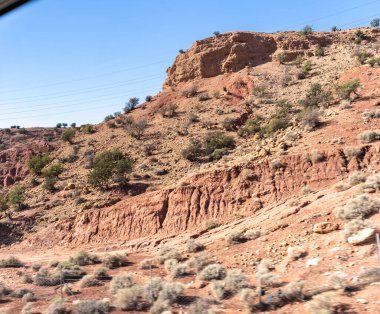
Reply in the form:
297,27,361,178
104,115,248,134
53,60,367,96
0,58,172,94
0,73,164,103
284,0,380,30
0,85,157,115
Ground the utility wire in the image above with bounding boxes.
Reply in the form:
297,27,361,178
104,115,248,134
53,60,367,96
0,73,164,103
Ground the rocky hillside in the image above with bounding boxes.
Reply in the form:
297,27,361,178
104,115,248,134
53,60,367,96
0,28,380,314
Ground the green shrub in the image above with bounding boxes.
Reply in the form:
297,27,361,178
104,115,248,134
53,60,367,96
299,108,320,131
8,185,26,211
204,132,235,157
335,79,361,99
34,268,61,286
181,139,203,161
265,117,289,135
331,26,339,32
356,51,373,64
42,163,64,192
88,148,133,188
80,124,95,134
18,128,28,134
315,46,325,57
61,129,76,144
354,30,366,44
276,52,286,64
300,25,313,36
302,60,312,75
370,18,379,28
80,274,102,288
0,193,10,218
124,97,139,112
238,116,263,137
368,57,380,67
44,298,67,314
27,155,50,175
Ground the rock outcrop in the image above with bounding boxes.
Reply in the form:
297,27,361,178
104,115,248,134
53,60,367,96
164,28,379,88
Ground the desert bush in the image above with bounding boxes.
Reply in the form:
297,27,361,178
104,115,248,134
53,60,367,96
226,231,246,244
156,282,183,304
198,93,210,102
57,262,86,279
348,171,366,185
302,185,313,195
238,116,263,137
299,108,320,131
301,60,312,76
315,46,325,57
149,299,170,314
359,130,380,143
0,284,12,298
7,185,26,211
271,159,285,170
355,51,373,64
287,246,307,261
368,57,380,67
224,269,249,294
187,238,205,253
44,298,68,314
187,254,210,273
93,267,109,279
27,155,50,175
363,174,380,190
34,268,62,286
80,124,95,134
357,267,380,283
11,288,33,299
157,246,181,264
307,292,336,314
88,148,133,188
187,298,213,314
80,275,102,288
363,109,380,119
164,259,188,277
371,18,380,27
343,146,363,159
204,132,235,157
335,79,361,99
104,114,114,122
0,193,10,218
181,139,203,161
342,219,368,240
23,274,33,284
336,195,379,221
61,129,76,144
31,263,41,272
244,230,261,240
22,292,36,302
257,259,282,287
69,250,100,266
102,254,128,269
125,119,148,139
72,299,111,314
199,264,226,281
182,85,198,98
124,97,139,112
22,303,33,314
115,286,145,311
222,117,238,131
276,52,286,64
301,84,332,108
110,273,134,294
354,30,366,44
204,219,221,230
265,117,289,135
300,25,313,36
139,259,153,270
310,151,326,164
159,103,178,118
49,260,59,268
252,85,268,97
0,256,24,268
331,26,339,31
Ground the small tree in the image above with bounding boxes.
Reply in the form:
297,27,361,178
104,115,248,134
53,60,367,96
0,193,10,218
56,123,62,129
300,25,313,36
27,155,50,176
213,31,220,36
61,129,76,144
331,26,339,32
88,148,133,188
370,18,379,28
8,185,26,211
354,30,366,44
42,163,64,191
335,79,361,99
125,119,148,139
70,122,76,128
124,98,139,112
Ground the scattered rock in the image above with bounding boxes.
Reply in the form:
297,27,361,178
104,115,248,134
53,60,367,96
306,257,321,267
313,222,339,234
347,228,376,245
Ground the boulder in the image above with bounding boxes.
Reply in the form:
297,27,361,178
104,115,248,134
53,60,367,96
313,222,339,234
347,228,376,245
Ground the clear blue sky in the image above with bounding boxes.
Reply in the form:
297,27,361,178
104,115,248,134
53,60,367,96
0,0,379,128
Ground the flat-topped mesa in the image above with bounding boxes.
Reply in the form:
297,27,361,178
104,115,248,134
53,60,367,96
163,28,379,88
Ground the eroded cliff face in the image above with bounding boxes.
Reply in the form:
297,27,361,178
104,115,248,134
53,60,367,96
25,145,379,248
163,29,379,88
0,140,52,187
